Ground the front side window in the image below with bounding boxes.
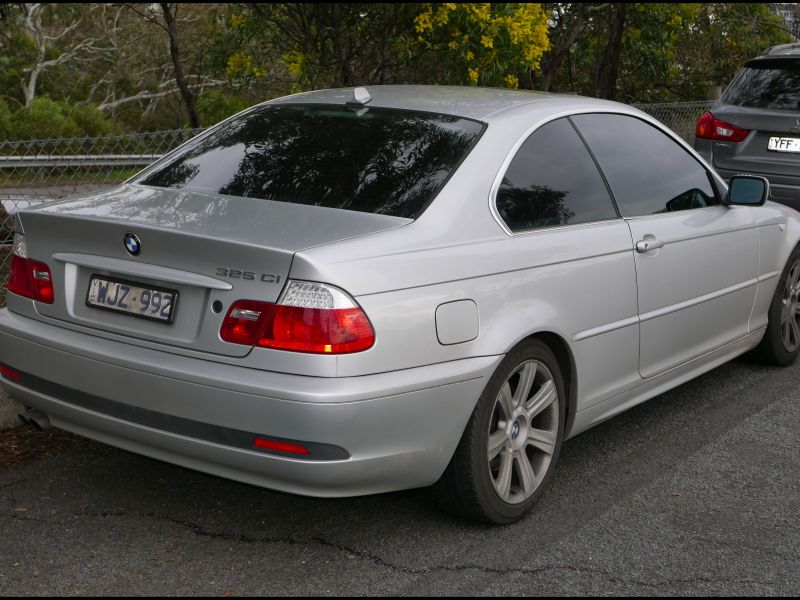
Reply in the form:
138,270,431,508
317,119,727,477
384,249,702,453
135,104,485,219
571,114,718,217
495,118,618,232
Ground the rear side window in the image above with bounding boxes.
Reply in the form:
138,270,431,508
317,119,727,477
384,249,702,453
722,58,800,110
571,114,718,218
495,118,618,232
135,104,485,219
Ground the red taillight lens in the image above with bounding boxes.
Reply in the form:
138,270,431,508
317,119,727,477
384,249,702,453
219,281,375,354
695,111,750,142
219,300,276,346
259,305,375,354
29,260,54,304
6,234,54,304
7,253,33,299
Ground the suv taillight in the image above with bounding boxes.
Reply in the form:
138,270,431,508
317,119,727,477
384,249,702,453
7,233,54,304
695,111,750,143
220,281,374,354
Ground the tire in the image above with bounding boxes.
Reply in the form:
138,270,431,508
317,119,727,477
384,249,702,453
751,244,800,366
432,338,566,524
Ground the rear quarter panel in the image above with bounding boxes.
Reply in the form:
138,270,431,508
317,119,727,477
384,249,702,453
291,103,645,410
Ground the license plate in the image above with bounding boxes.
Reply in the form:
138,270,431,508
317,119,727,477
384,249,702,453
86,275,177,323
768,137,800,153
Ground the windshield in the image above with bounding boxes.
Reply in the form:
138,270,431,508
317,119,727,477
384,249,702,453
135,104,485,219
722,58,800,110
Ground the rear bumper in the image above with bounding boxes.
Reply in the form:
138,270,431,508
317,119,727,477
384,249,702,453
0,308,500,497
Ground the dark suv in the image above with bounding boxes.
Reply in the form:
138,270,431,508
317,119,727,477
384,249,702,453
694,43,800,211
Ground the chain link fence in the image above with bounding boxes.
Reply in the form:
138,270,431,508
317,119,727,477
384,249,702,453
634,100,714,145
0,101,713,306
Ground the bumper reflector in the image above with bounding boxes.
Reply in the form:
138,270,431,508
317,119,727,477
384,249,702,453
0,363,20,381
253,437,311,455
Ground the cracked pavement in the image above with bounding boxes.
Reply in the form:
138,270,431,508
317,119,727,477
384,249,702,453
1,356,800,596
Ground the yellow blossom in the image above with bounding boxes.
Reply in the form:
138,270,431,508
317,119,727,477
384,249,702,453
468,68,479,83
414,8,433,33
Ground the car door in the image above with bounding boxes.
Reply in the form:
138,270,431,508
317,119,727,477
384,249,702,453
491,116,641,409
572,113,759,379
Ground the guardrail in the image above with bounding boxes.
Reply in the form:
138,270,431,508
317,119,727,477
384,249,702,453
0,154,161,169
0,154,162,182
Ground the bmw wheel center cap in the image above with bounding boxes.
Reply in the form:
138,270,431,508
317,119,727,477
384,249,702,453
124,233,141,256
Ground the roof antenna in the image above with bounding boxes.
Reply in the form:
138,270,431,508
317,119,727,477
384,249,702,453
347,87,372,106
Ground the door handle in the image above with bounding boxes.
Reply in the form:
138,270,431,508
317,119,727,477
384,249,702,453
635,237,664,253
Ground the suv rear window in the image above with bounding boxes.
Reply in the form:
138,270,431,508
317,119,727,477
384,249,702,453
135,104,485,219
722,58,800,110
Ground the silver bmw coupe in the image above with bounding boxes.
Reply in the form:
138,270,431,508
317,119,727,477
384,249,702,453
2,86,799,524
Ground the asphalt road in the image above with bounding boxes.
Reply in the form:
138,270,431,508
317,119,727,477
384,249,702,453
1,355,799,596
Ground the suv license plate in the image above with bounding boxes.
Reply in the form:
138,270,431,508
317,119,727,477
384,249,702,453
768,137,800,153
86,275,177,323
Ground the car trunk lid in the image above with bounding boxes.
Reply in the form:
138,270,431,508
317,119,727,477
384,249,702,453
16,184,409,357
710,104,800,180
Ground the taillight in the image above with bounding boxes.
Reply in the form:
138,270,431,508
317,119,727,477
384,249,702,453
695,111,750,142
220,280,375,354
220,300,276,346
6,233,54,304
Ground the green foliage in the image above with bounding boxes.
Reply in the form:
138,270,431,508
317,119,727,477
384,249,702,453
9,97,81,140
411,3,550,88
3,98,116,140
545,3,794,102
1,2,797,135
0,29,36,99
212,4,425,91
65,102,117,137
0,99,12,140
195,90,250,127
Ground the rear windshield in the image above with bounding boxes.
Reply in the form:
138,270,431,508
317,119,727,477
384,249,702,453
135,104,485,219
722,58,800,110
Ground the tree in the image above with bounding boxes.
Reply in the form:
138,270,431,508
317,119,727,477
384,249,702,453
213,3,422,91
116,3,226,127
541,3,793,102
595,3,628,99
411,3,550,88
15,3,112,106
13,3,111,106
537,3,608,92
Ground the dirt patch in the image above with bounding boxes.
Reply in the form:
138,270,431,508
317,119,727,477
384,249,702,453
0,425,85,466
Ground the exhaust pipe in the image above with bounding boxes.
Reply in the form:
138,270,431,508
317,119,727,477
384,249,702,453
19,409,51,431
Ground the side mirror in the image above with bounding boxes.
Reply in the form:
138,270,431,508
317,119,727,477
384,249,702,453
726,175,769,206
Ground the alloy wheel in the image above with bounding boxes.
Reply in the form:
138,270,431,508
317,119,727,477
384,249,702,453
487,359,560,505
781,258,800,352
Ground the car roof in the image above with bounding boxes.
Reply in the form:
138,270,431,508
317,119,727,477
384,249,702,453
759,43,800,57
267,85,626,122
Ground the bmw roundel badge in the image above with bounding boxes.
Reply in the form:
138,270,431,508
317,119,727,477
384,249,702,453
124,232,141,256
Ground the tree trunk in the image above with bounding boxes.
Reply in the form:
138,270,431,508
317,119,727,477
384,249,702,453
160,3,199,128
539,6,589,92
596,3,628,100
22,67,39,106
